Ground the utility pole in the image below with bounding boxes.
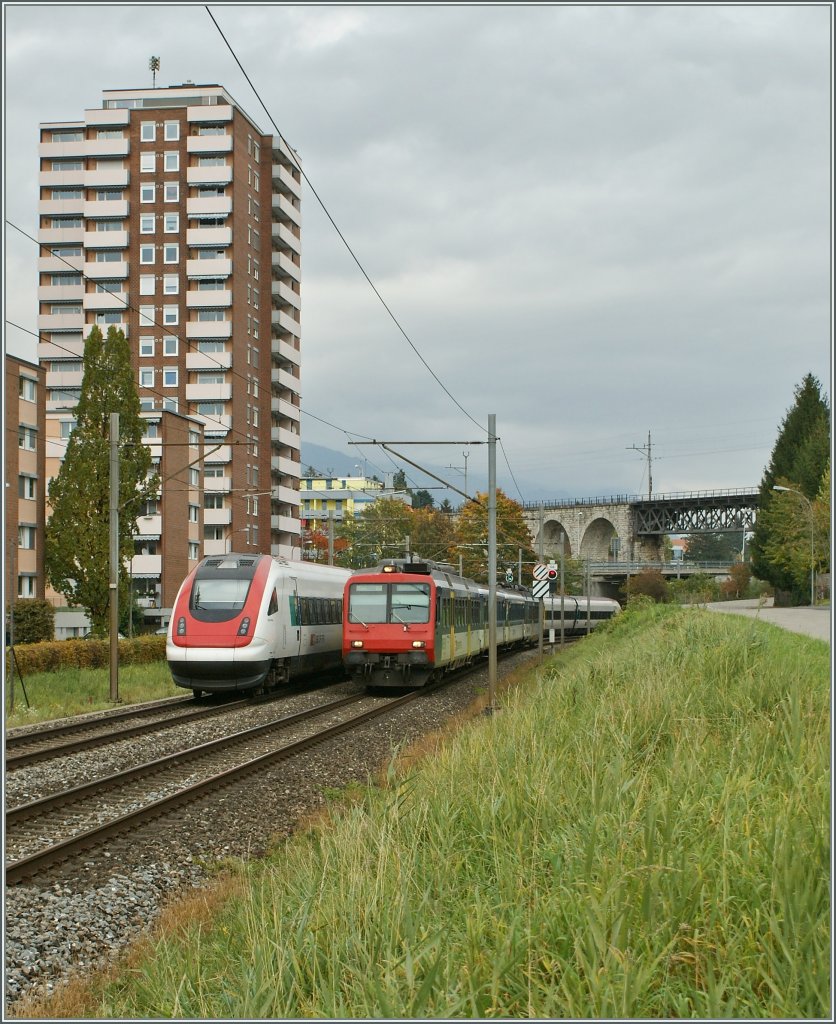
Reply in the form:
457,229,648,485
487,414,497,713
538,503,544,663
327,510,334,565
627,430,653,499
109,413,120,703
559,534,565,650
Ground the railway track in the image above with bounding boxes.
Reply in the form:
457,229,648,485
6,685,432,885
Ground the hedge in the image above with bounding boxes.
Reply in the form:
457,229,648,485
7,634,167,676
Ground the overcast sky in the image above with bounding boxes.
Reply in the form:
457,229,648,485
3,3,831,502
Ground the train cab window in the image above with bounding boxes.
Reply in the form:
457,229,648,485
267,589,279,616
390,583,430,624
348,583,388,624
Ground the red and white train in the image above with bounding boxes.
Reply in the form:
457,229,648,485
166,553,351,695
342,560,540,689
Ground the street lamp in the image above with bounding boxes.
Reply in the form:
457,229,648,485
773,485,815,606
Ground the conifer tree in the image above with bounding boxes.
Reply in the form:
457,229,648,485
749,374,830,603
45,326,157,633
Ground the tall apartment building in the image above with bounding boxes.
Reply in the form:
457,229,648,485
5,355,46,606
36,82,302,601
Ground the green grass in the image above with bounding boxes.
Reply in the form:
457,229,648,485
62,605,832,1018
5,661,180,728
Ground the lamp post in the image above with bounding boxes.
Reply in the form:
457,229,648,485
773,485,815,606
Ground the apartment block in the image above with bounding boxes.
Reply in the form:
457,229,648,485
4,356,46,605
36,82,303,598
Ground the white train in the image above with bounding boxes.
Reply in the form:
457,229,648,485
542,595,621,637
166,553,351,695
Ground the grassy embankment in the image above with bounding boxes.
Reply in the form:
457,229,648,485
23,603,831,1019
5,661,178,728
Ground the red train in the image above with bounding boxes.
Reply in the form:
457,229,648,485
342,560,540,689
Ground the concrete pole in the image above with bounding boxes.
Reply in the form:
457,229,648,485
109,412,120,703
327,511,334,565
560,534,565,650
586,558,591,632
538,503,544,663
487,414,497,712
8,534,15,713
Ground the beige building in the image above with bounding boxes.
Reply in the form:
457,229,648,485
37,81,302,580
4,356,46,606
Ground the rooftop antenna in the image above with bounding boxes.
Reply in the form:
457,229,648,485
149,56,160,88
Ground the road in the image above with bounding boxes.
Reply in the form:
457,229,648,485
701,598,831,643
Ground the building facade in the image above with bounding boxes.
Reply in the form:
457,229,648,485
36,81,302,581
5,356,47,605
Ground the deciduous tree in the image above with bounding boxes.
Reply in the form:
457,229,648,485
452,490,537,584
45,326,156,634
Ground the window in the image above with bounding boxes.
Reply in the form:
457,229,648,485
140,245,154,264
189,542,200,560
51,188,83,200
163,244,179,264
198,279,224,291
188,467,200,487
51,157,83,168
139,368,154,388
52,218,83,228
96,130,123,140
18,526,36,550
95,280,124,294
139,305,155,327
163,306,178,326
163,367,178,387
163,274,179,295
197,309,225,321
198,127,225,137
140,183,155,203
140,214,155,233
97,189,123,202
141,122,156,142
189,430,200,446
204,466,224,477
143,421,160,439
198,373,226,385
163,213,179,233
162,397,178,412
18,576,37,599
96,250,122,262
198,156,226,166
140,153,155,173
188,504,199,523
204,525,224,541
197,340,225,353
163,152,179,172
198,249,225,260
18,427,37,451
164,121,180,141
95,311,122,324
19,378,37,402
51,304,81,315
139,336,154,357
49,246,82,257
196,401,225,416
96,220,125,231
204,493,224,509
163,335,178,356
19,476,37,500
164,182,179,203
139,275,155,296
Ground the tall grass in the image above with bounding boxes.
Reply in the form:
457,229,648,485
66,605,830,1019
5,662,179,728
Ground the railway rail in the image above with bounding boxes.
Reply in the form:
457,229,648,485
6,684,435,885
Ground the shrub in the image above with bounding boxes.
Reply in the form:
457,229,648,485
9,600,55,645
8,635,166,676
624,568,669,603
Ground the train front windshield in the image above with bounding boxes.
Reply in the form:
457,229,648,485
191,578,252,615
348,582,431,624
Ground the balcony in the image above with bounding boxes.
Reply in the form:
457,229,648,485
186,226,232,248
186,196,232,218
274,484,300,508
271,280,301,310
271,454,300,478
39,227,84,246
271,396,300,421
204,507,232,526
186,104,233,124
271,366,300,394
194,413,232,436
37,312,84,333
272,136,300,169
271,193,301,228
84,108,130,127
275,426,301,450
130,554,162,577
39,254,84,274
83,199,129,220
271,339,301,368
186,350,231,371
134,514,162,537
271,309,301,337
271,251,300,283
84,229,129,250
271,514,300,534
46,368,84,389
271,162,302,197
39,285,83,303
39,170,85,188
187,165,233,187
186,258,231,279
204,444,232,463
271,221,301,255
85,168,129,189
83,290,129,312
204,476,231,493
84,260,128,279
40,199,84,217
186,134,233,154
38,339,84,361
186,289,231,309
186,382,232,402
186,320,232,340
40,139,130,159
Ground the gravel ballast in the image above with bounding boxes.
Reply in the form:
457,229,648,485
4,652,540,1014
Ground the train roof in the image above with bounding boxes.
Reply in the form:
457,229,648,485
350,560,535,599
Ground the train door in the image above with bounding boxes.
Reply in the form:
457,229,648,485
288,576,302,662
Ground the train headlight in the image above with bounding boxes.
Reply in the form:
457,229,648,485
176,617,186,636
411,640,426,648
237,617,251,637
351,640,364,648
